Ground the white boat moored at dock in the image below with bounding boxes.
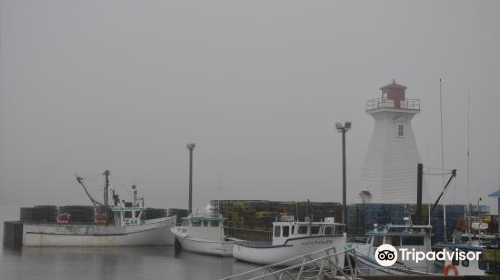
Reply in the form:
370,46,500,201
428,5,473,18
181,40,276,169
171,214,234,256
233,216,346,266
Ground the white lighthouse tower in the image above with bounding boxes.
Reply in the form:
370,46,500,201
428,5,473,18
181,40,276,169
358,80,428,204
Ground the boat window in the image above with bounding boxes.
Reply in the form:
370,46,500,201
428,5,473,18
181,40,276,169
124,211,132,218
135,211,140,218
291,225,295,235
311,226,320,235
283,226,289,237
324,227,333,235
274,226,281,237
402,236,424,246
192,220,201,227
298,226,308,235
462,259,469,267
211,220,219,227
203,220,209,227
373,236,384,248
452,257,459,266
387,236,401,246
478,253,487,270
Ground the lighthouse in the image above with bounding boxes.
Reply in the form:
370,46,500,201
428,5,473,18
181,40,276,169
358,80,428,204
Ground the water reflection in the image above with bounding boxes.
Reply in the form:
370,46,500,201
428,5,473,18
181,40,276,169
1,205,259,280
1,245,259,280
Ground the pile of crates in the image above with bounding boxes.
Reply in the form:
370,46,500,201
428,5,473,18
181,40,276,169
210,200,342,230
346,203,484,244
347,204,407,237
20,205,58,223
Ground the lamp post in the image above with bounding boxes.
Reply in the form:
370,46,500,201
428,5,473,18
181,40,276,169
187,143,195,214
336,121,351,226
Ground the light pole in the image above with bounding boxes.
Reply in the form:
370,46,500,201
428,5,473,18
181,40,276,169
187,143,195,214
336,121,351,226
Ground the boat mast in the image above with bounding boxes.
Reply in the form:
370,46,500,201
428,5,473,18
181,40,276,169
103,170,110,210
75,173,103,214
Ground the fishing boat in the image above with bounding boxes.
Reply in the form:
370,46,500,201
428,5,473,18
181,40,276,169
171,213,235,256
22,170,176,247
233,216,346,266
345,216,437,275
432,215,491,276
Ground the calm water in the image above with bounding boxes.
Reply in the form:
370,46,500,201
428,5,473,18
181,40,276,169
0,205,258,280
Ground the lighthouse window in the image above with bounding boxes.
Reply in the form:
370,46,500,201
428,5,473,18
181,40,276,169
397,124,404,137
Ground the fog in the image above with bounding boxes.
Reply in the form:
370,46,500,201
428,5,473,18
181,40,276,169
1,1,499,213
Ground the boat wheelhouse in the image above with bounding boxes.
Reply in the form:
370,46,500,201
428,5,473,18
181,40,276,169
346,217,436,275
171,214,234,256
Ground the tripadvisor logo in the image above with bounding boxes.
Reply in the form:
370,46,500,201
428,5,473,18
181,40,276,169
375,244,482,267
375,244,398,267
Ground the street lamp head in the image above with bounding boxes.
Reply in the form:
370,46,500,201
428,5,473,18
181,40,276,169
187,143,196,150
335,122,343,131
344,121,352,130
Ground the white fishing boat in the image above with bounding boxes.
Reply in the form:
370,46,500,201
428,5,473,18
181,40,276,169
233,216,346,266
171,214,234,256
432,218,491,276
22,171,176,247
345,216,437,275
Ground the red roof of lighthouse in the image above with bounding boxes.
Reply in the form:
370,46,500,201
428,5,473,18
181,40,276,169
380,79,407,91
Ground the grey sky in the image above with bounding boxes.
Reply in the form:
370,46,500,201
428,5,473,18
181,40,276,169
1,1,499,213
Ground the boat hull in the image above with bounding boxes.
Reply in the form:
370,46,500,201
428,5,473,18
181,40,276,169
171,226,233,256
177,236,234,257
233,235,346,266
23,217,176,247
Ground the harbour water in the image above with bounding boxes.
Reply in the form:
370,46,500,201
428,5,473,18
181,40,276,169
0,205,258,280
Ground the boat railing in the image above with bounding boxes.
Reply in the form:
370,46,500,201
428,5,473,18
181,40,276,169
223,227,272,244
218,246,356,280
355,265,431,275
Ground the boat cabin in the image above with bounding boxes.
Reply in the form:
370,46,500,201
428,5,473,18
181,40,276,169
272,216,345,246
110,206,146,227
366,222,432,254
180,214,227,241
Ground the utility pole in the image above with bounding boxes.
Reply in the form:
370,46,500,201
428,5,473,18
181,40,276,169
187,143,195,213
336,121,351,226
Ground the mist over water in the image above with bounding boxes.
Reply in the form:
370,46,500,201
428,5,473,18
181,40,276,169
0,205,258,280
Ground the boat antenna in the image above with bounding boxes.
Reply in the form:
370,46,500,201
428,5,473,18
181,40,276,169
467,88,471,203
294,185,299,221
439,78,448,242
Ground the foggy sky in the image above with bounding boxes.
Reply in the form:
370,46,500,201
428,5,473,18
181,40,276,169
1,1,499,213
